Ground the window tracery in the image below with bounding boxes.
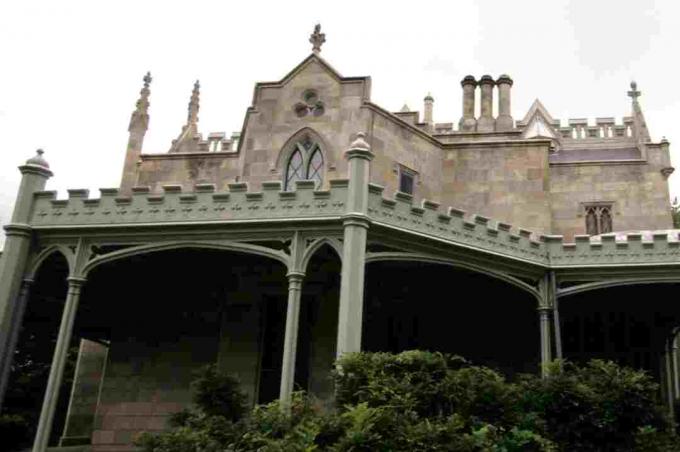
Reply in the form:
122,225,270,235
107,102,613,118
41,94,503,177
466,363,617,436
584,203,614,235
284,135,325,190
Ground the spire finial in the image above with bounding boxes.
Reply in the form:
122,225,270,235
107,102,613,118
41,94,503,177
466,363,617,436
135,71,152,114
628,80,641,103
309,24,326,54
187,80,200,125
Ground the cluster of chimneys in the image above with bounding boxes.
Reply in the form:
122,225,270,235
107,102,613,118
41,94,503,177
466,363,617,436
459,74,514,132
418,75,514,133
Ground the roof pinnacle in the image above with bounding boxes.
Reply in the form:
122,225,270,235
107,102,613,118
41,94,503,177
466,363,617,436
310,24,326,54
187,80,200,125
628,80,641,103
135,71,152,113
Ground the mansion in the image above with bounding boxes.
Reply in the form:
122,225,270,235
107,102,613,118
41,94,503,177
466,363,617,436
1,26,680,452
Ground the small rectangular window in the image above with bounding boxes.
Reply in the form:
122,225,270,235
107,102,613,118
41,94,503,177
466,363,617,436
398,166,416,195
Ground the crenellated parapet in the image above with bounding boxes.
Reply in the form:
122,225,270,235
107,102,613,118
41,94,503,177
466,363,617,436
27,181,680,269
366,183,549,265
516,116,636,140
29,180,349,227
544,232,680,266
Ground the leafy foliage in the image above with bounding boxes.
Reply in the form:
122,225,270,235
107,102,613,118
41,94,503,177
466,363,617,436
136,353,680,452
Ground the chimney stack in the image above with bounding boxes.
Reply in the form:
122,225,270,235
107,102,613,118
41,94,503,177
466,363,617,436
477,75,495,132
424,93,434,130
459,76,477,132
496,74,513,131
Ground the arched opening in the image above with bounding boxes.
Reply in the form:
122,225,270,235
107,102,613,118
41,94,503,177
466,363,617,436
283,133,325,190
559,283,680,382
295,244,341,402
4,252,71,450
363,261,540,376
76,248,288,449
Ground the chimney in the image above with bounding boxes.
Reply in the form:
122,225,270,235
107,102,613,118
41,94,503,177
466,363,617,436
459,75,477,132
496,74,513,131
477,74,495,132
424,93,434,130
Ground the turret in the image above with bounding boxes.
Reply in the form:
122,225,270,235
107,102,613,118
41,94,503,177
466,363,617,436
423,93,434,130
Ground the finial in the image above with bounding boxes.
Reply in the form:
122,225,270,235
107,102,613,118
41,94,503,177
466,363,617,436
26,148,50,168
309,23,326,54
143,71,152,88
187,79,200,125
424,92,434,102
628,80,641,102
134,71,152,114
400,104,410,112
350,132,370,151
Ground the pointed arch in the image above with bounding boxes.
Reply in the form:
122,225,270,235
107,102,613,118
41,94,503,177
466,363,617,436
299,238,343,273
80,241,289,278
558,277,680,299
274,127,336,179
26,245,75,280
365,251,542,304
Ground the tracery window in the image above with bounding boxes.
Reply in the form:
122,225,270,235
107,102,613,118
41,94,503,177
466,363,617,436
584,203,613,235
284,135,324,190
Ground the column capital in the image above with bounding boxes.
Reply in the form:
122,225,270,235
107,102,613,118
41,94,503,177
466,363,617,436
342,213,371,228
66,277,87,287
537,306,553,314
3,223,32,237
286,271,305,281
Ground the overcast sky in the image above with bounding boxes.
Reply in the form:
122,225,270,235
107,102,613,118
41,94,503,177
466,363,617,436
1,0,678,243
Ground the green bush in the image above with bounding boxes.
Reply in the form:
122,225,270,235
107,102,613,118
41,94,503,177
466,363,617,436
136,353,679,452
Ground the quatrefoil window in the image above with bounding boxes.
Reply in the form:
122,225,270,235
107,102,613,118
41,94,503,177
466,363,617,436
294,89,325,117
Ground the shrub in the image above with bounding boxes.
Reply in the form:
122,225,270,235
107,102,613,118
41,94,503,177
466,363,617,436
137,353,677,452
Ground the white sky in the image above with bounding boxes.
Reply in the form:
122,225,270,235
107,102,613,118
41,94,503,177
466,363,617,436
1,0,679,244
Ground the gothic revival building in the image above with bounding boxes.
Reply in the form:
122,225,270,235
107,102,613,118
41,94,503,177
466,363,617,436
2,26,680,451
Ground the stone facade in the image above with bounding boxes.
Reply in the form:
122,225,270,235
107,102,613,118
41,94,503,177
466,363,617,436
2,26,679,452
121,53,673,242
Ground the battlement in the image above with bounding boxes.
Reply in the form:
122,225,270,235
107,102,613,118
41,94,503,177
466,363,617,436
30,182,680,268
30,179,349,228
516,116,635,140
169,131,241,153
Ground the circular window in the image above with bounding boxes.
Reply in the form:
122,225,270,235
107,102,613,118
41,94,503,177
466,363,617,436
303,90,319,105
312,103,325,117
294,103,309,118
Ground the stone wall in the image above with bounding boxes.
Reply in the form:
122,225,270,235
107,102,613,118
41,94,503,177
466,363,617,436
440,140,553,234
550,146,673,240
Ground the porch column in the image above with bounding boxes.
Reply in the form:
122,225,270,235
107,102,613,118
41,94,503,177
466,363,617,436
0,278,33,410
549,272,563,360
279,271,304,408
0,150,52,411
674,335,680,399
336,133,373,358
538,307,553,377
32,276,86,452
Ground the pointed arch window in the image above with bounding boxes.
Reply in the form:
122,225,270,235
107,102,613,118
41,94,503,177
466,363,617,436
284,136,325,190
583,202,614,235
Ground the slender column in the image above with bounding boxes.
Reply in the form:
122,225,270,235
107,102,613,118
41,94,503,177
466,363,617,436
674,334,680,399
336,133,373,358
539,307,552,377
0,150,52,411
0,279,33,410
664,343,676,424
549,272,563,361
32,277,86,452
279,271,304,408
